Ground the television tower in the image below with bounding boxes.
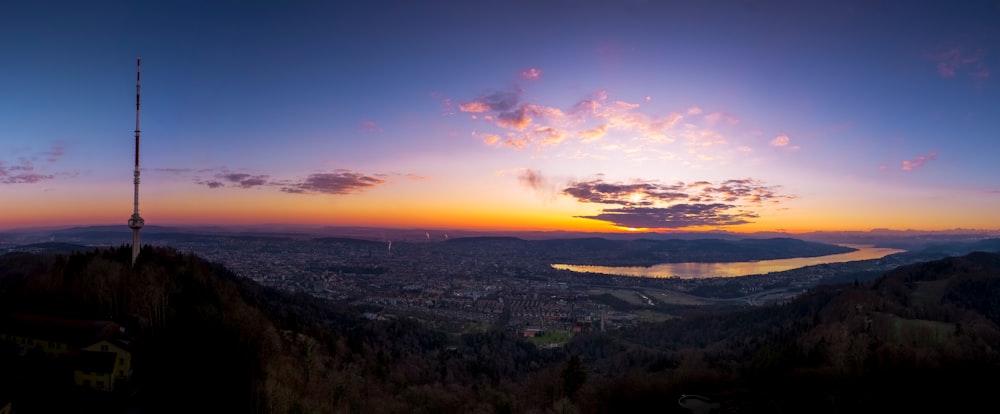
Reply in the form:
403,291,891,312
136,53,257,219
127,57,145,265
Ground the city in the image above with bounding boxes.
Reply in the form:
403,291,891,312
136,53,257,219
2,227,920,344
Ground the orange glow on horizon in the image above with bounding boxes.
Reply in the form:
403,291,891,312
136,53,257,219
3,184,999,234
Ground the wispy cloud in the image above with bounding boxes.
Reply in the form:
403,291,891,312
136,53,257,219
0,143,72,185
703,112,739,125
359,119,383,133
148,168,193,174
224,173,270,188
520,67,542,80
0,162,55,184
769,134,800,151
280,169,386,195
901,151,937,171
517,168,547,191
193,167,389,195
930,47,990,79
44,144,66,163
196,170,270,189
454,76,795,166
461,86,695,150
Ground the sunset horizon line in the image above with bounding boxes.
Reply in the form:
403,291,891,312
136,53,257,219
3,221,999,238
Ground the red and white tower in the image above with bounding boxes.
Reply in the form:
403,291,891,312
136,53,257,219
127,57,145,265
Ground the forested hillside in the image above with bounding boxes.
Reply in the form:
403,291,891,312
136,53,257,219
2,246,999,413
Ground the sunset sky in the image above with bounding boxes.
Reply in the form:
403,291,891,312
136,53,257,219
2,0,999,233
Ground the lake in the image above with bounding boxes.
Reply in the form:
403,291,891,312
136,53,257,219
551,244,906,279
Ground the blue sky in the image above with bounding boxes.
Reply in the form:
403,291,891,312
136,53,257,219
2,0,999,232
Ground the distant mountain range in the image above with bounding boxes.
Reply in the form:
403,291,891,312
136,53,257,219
3,225,859,266
3,223,999,247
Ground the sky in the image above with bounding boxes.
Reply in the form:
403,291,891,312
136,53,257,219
2,0,999,233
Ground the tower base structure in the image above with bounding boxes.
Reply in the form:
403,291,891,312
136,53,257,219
128,213,144,265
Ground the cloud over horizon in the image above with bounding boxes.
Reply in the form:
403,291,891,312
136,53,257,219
577,204,758,229
196,170,271,189
194,167,389,195
280,169,386,195
557,176,791,229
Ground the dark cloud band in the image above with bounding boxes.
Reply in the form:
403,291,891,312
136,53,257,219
576,204,758,229
557,176,790,229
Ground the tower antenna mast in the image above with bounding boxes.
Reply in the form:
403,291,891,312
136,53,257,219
128,56,145,265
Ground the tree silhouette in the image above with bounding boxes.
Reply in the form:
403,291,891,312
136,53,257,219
561,354,587,399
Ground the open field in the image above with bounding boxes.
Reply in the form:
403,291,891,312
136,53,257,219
529,329,572,347
589,287,714,307
645,289,715,306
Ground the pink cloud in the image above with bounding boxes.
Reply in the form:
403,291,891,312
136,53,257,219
478,133,501,146
460,84,756,156
501,138,529,150
534,126,568,146
613,100,640,110
902,151,938,171
703,111,739,125
497,107,535,130
648,113,683,131
579,124,608,143
770,135,790,147
520,67,542,80
477,132,529,150
459,101,491,113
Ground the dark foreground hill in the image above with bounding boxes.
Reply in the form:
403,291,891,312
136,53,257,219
1,246,1000,413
